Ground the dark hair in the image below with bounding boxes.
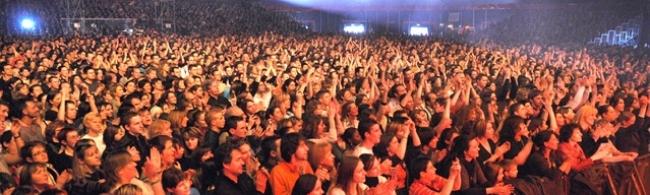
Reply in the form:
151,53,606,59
259,136,280,170
373,133,395,160
357,119,378,140
359,154,376,171
224,116,244,132
0,131,15,148
214,142,237,172
20,141,47,163
280,133,304,162
0,172,16,193
291,174,319,195
56,127,78,147
120,112,139,127
162,167,184,191
559,124,580,142
532,130,557,152
409,157,432,180
499,117,525,143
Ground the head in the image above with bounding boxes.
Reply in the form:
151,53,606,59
19,163,50,188
559,124,583,143
214,143,244,178
291,174,324,195
225,116,247,139
162,168,191,195
281,133,309,163
72,140,101,179
575,106,597,126
358,120,382,145
410,157,438,183
308,142,335,170
103,152,138,186
121,112,144,135
20,141,49,164
335,156,366,192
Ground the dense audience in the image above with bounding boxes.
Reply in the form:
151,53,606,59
0,31,647,195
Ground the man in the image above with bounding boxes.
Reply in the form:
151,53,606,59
214,142,258,194
218,116,247,145
409,157,461,195
53,127,79,173
352,119,383,157
270,133,312,195
12,99,43,143
119,112,148,163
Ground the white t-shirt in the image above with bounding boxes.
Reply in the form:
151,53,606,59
352,145,374,157
81,133,106,156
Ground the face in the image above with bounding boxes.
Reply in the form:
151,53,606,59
223,149,244,176
388,136,399,155
30,166,50,186
169,179,192,195
65,131,80,148
464,139,480,160
83,146,102,167
24,101,40,118
230,121,248,139
210,111,226,129
295,140,309,161
366,124,383,144
87,117,105,133
545,134,559,151
504,165,518,179
126,116,145,135
420,161,438,182
570,128,583,143
30,145,49,163
0,105,9,121
352,161,366,184
161,141,176,165
118,161,139,182
185,137,199,151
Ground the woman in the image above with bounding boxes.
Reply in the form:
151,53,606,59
498,117,533,165
557,124,610,172
328,156,367,195
437,135,514,195
472,120,510,165
65,139,109,194
292,174,324,195
103,151,163,195
203,108,226,148
307,142,336,191
19,163,54,193
180,128,202,169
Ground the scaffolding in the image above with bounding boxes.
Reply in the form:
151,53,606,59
154,0,176,34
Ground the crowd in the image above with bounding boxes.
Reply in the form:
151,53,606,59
0,30,646,195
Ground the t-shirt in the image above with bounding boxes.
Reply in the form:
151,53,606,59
81,133,106,156
352,145,374,157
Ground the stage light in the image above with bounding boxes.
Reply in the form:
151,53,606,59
343,24,365,34
20,18,36,30
409,26,429,36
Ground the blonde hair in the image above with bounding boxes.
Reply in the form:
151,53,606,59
113,183,143,195
149,119,172,138
574,105,597,124
169,110,187,129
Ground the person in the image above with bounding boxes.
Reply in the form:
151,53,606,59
65,139,108,194
162,167,192,195
291,174,324,195
352,120,382,157
328,156,367,195
12,99,43,143
80,113,107,156
213,141,258,194
18,163,54,193
102,150,164,195
53,127,79,173
0,131,23,174
270,133,313,195
409,157,461,195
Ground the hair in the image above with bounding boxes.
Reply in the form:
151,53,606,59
499,117,526,143
162,167,184,191
206,107,225,130
559,123,580,143
532,130,557,152
358,154,376,171
82,112,103,129
72,140,99,180
307,142,332,171
357,119,378,140
224,116,244,132
334,156,361,192
113,183,142,195
374,132,396,160
0,131,15,149
18,163,48,187
574,105,597,124
168,110,187,130
149,119,171,138
259,136,281,170
56,127,78,147
214,142,238,172
120,112,140,127
280,133,305,162
102,151,133,188
409,156,432,180
20,141,47,163
301,116,327,139
0,172,16,193
291,174,319,195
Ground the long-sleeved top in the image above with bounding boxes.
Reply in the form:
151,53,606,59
558,142,593,172
269,161,313,195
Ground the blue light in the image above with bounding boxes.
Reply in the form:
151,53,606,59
20,18,36,30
